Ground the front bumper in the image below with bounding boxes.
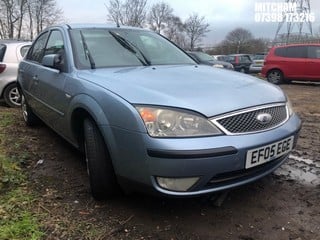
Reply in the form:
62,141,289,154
106,113,301,196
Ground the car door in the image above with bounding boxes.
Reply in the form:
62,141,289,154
283,46,307,79
20,31,49,110
239,55,252,72
34,29,71,132
306,46,320,80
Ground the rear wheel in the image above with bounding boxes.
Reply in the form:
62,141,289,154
83,118,119,200
267,69,283,84
3,83,21,107
240,67,246,73
21,94,39,126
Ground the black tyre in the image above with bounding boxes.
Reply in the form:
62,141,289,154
240,67,246,73
21,94,39,126
83,118,119,200
267,69,283,84
3,83,21,107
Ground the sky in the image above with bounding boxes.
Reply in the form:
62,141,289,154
56,0,320,46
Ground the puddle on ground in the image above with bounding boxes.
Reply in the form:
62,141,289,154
274,154,320,186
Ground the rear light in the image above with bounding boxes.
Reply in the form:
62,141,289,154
0,63,6,73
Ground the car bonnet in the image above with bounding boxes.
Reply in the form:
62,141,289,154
77,65,286,117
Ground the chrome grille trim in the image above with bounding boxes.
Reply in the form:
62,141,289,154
210,103,289,135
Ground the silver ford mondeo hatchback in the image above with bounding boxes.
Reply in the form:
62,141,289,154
17,24,301,199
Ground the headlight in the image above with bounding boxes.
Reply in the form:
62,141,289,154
136,106,222,137
286,99,294,116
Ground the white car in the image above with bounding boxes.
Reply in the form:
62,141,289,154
249,54,266,74
0,40,31,107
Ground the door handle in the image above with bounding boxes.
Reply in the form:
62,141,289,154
32,75,39,84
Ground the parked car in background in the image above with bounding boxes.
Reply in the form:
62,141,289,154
212,54,228,61
225,54,253,73
0,40,31,107
249,53,267,73
262,44,320,84
187,51,234,70
18,24,301,199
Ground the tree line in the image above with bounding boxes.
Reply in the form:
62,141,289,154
4,0,316,53
0,0,63,40
106,0,210,50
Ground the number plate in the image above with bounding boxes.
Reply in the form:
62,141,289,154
245,136,294,169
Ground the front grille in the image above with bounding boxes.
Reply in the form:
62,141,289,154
214,104,288,134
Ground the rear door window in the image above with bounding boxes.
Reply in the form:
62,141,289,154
240,55,251,63
307,46,320,59
27,31,49,63
20,45,31,57
226,56,236,62
274,47,286,57
285,46,307,58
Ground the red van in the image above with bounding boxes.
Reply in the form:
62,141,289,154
261,44,320,84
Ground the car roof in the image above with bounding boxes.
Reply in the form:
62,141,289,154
0,39,31,44
273,43,320,48
228,54,251,56
45,23,149,32
186,51,208,55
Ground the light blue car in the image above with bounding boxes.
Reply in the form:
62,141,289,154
17,24,301,199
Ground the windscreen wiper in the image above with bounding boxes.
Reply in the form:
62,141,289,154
80,30,96,69
109,31,151,66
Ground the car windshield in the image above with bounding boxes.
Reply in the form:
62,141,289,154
253,55,265,60
70,28,195,69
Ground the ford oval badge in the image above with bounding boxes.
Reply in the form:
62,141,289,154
256,113,272,125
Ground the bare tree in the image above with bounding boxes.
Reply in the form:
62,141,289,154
164,15,186,48
0,0,63,40
32,0,63,36
209,30,270,55
148,2,173,34
0,0,20,38
184,13,209,50
225,27,254,53
106,0,147,27
106,0,122,26
17,0,28,39
26,0,34,39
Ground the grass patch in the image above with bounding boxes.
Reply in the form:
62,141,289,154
0,188,43,240
0,110,44,240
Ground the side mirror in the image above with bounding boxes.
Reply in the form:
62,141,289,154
42,54,63,71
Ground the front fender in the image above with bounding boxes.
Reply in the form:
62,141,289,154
66,93,147,175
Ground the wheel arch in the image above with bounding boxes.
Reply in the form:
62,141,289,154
68,95,115,160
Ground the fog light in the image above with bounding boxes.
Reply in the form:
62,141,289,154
156,177,200,192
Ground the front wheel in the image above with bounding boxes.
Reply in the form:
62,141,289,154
21,94,39,126
83,118,119,200
267,69,284,84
